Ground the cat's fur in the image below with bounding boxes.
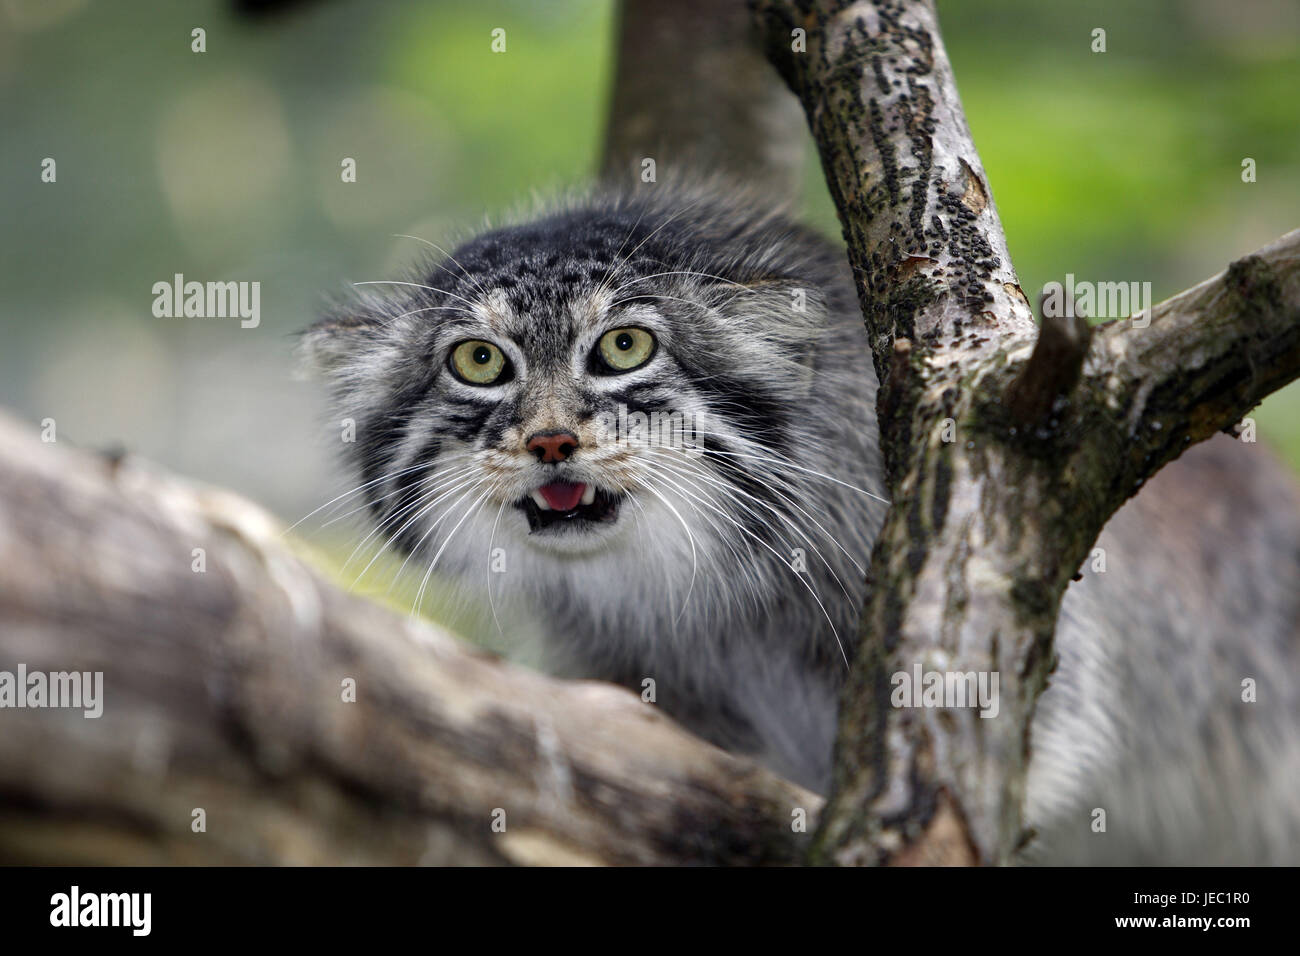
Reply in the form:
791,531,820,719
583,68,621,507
303,184,1300,864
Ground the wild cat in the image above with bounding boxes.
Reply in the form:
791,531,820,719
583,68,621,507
302,184,1300,864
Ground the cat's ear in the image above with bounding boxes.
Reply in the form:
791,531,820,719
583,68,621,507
296,314,379,379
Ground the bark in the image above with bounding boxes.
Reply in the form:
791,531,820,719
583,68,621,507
0,412,815,864
751,0,1300,865
601,0,806,201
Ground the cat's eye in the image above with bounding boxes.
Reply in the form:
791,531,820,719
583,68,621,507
449,339,508,385
596,327,655,373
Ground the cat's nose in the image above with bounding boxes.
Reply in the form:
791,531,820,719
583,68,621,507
526,430,579,463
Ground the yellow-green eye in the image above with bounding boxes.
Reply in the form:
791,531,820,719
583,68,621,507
597,327,655,373
450,340,507,385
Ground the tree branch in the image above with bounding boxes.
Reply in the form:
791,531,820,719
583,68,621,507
0,412,815,865
1090,232,1300,455
752,0,1300,865
1004,305,1092,428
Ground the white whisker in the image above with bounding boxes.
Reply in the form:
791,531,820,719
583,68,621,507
634,466,849,668
412,484,495,619
647,450,859,605
485,498,508,640
392,233,492,302
282,459,439,536
628,473,698,625
688,433,891,505
352,279,479,310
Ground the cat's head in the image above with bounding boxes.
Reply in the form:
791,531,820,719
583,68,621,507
300,188,865,623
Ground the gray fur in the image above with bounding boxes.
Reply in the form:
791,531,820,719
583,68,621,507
303,184,1300,863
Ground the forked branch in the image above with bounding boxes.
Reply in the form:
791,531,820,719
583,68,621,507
752,0,1300,865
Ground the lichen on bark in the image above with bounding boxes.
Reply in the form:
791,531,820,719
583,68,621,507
753,0,1300,866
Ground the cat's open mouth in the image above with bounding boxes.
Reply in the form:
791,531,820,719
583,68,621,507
519,480,621,533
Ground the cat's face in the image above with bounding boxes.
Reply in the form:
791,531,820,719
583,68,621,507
302,196,847,620
368,280,704,560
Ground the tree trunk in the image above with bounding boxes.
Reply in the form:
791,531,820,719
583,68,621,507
602,0,806,201
751,0,1300,864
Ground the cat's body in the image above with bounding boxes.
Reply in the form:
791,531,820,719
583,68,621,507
305,185,1300,863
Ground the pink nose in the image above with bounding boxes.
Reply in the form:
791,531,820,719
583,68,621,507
526,430,578,463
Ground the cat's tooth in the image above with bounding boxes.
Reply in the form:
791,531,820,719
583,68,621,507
530,489,552,510
581,484,596,506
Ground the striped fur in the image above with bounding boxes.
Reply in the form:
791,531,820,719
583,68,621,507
303,184,1300,863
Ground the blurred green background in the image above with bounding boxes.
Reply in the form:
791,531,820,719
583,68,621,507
1,0,1297,531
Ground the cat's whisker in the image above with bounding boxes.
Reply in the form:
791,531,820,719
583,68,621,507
412,483,496,620
392,234,493,302
330,462,479,526
282,459,446,537
630,465,769,618
650,442,868,578
382,477,490,589
485,497,508,641
627,460,791,615
338,463,480,565
378,303,477,329
608,268,749,299
591,203,652,303
607,293,709,312
352,279,479,310
634,464,849,668
646,450,859,604
323,461,478,530
687,434,892,505
613,482,669,610
625,455,753,575
624,471,699,625
346,469,484,585
591,194,711,303
366,477,489,597
628,462,783,622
